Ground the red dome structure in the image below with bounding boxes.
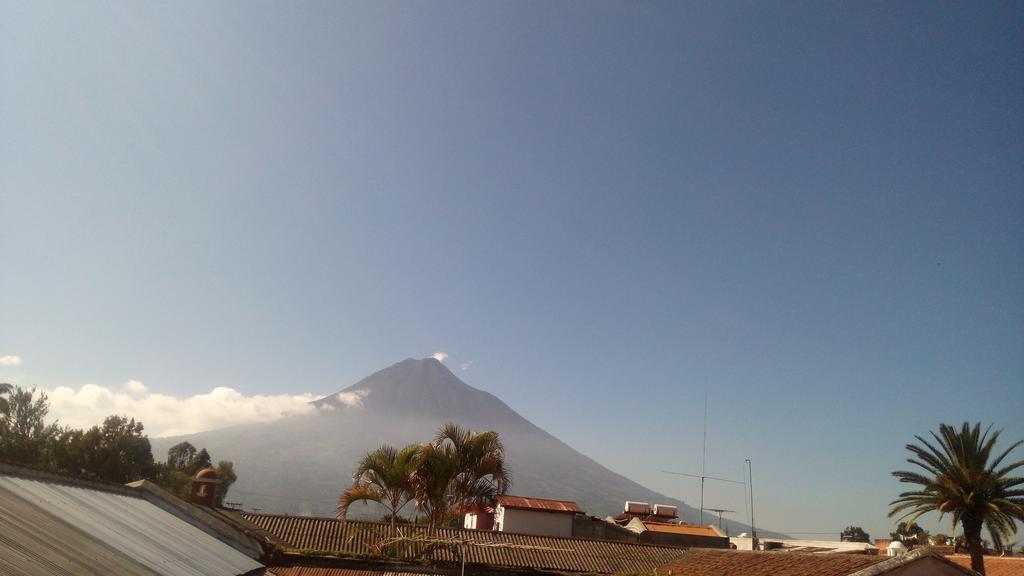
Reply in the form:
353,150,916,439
190,467,221,507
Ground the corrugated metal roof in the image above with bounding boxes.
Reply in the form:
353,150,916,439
0,484,163,576
0,475,266,576
496,495,583,514
241,513,690,574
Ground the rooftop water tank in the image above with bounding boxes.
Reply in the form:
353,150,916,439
652,504,678,518
625,501,652,514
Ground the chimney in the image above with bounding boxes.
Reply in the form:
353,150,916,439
189,468,221,507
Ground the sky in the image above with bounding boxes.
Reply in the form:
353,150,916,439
1,1,1022,541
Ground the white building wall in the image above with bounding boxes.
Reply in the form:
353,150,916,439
494,506,573,538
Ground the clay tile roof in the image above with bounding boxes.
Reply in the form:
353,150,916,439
269,569,441,576
950,556,1024,576
657,549,886,576
643,521,722,537
496,495,583,514
242,512,688,574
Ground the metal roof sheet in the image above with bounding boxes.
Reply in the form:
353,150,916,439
241,512,690,574
0,475,266,576
496,495,583,514
0,484,164,576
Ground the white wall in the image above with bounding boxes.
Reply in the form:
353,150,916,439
495,506,573,538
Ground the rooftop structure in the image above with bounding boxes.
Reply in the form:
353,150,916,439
0,464,268,576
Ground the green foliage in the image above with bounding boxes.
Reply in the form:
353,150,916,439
890,521,929,545
841,526,870,543
214,460,237,506
152,441,236,506
339,422,511,529
0,382,12,416
0,386,55,466
890,422,1024,575
339,443,421,526
0,386,155,483
930,533,950,546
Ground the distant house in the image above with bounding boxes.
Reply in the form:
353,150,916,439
0,462,271,576
491,495,582,538
611,500,730,549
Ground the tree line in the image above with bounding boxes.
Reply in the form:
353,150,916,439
0,383,235,505
339,422,510,529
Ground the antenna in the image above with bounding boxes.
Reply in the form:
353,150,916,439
661,469,743,526
663,386,743,525
704,508,736,533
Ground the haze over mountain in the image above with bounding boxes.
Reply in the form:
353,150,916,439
153,358,773,536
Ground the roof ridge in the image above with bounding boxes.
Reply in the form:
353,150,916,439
239,512,695,551
0,461,140,497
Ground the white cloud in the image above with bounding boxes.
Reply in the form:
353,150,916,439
0,355,23,367
335,388,369,408
122,380,148,396
43,381,321,437
460,361,473,371
432,352,448,362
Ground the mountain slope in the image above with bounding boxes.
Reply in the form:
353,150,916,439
153,358,768,536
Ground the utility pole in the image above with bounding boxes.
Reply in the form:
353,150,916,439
745,458,757,544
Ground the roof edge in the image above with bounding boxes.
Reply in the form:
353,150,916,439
0,461,138,497
848,547,979,576
128,479,267,561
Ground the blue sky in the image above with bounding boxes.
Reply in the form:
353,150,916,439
2,1,1022,540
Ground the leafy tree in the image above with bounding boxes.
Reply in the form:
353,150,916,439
90,416,154,482
930,533,950,546
0,386,54,466
164,442,212,475
890,422,1024,575
0,382,12,415
841,526,871,543
338,443,420,526
214,460,237,507
890,521,929,545
154,441,235,506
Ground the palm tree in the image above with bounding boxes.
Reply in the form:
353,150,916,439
409,423,511,529
434,423,510,510
409,441,460,529
890,422,1024,575
338,443,420,527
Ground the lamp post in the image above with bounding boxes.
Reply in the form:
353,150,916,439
745,458,756,544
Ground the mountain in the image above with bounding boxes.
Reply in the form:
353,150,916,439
152,358,770,536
